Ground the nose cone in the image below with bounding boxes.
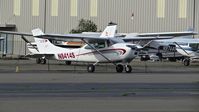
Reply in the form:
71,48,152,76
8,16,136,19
124,44,140,61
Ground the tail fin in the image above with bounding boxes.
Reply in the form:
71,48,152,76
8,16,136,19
100,24,117,38
32,28,64,54
32,28,45,37
34,37,58,54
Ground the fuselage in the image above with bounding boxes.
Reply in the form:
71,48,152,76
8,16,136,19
53,43,138,63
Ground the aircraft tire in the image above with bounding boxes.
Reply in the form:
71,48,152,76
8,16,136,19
87,64,95,73
183,59,190,66
125,65,132,73
65,61,72,65
36,58,41,64
116,64,123,73
41,58,46,64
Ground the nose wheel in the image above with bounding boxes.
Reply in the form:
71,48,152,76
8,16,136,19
125,65,132,73
116,64,132,73
65,61,72,65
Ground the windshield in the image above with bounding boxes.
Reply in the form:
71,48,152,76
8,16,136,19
189,43,199,51
109,38,124,44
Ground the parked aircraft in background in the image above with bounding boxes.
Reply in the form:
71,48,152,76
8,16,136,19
150,37,199,66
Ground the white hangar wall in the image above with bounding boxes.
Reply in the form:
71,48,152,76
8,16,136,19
0,0,198,56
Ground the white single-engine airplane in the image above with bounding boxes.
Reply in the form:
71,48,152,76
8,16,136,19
31,25,139,73
0,24,197,72
1,24,140,73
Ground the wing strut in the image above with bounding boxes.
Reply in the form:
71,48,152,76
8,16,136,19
142,40,153,48
81,39,116,66
173,42,189,55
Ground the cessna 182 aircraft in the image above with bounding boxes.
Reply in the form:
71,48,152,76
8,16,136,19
0,24,197,72
1,24,139,73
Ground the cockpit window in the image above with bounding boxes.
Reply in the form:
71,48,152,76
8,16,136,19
85,41,106,49
189,43,199,51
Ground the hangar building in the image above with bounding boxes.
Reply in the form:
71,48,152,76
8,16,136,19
0,0,198,57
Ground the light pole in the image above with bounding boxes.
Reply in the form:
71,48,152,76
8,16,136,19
44,0,47,33
193,0,196,31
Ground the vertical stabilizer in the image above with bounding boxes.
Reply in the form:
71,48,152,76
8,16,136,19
32,28,66,54
100,24,117,38
32,28,45,37
34,37,57,54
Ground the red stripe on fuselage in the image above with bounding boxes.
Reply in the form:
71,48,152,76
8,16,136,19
76,48,126,56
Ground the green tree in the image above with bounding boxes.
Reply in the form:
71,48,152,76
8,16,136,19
70,19,97,33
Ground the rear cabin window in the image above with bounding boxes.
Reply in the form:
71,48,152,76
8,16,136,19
85,41,107,49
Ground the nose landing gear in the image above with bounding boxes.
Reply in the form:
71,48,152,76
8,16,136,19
125,65,132,73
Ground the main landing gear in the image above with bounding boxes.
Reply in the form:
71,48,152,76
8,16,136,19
65,61,72,65
116,64,132,73
36,58,46,64
86,64,132,73
87,64,95,73
183,58,190,66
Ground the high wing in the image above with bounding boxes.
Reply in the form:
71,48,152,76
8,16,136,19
32,25,117,41
123,31,198,41
43,33,109,41
0,30,33,36
0,30,107,40
123,36,173,41
0,24,117,41
136,31,198,37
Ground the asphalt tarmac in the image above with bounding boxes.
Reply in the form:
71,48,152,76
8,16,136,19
0,59,199,112
1,58,199,73
0,82,198,97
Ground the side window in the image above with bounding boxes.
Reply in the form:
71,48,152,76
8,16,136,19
85,44,95,49
85,41,106,49
97,42,105,48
